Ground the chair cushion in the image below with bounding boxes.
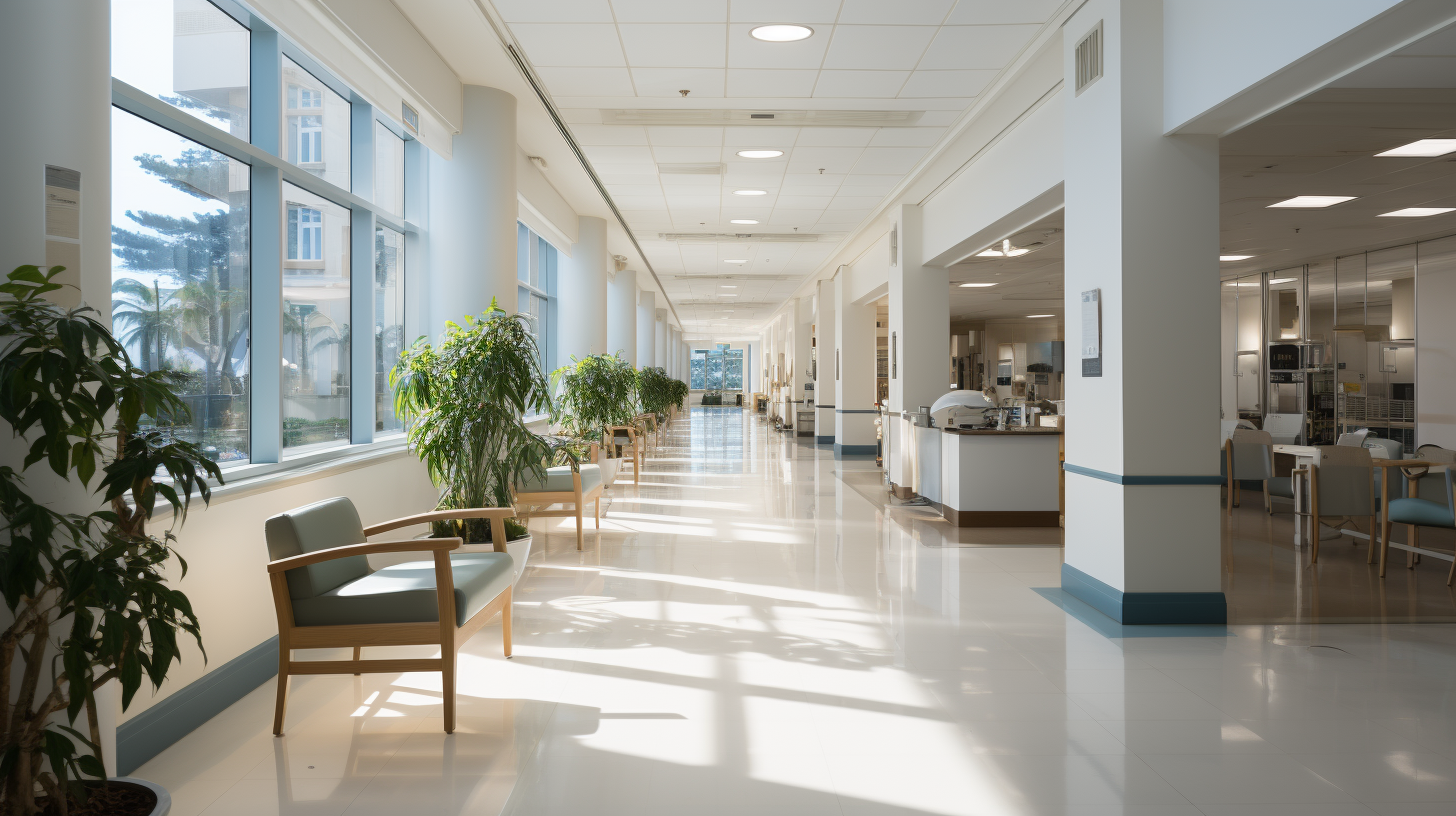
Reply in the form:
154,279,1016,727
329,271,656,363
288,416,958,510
291,553,514,628
1387,497,1456,529
1267,476,1296,499
265,498,372,601
515,464,601,494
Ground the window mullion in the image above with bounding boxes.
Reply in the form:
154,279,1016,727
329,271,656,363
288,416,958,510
350,206,376,445
249,25,284,463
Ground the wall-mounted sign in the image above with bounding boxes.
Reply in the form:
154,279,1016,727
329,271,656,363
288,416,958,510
44,165,82,307
1080,288,1101,377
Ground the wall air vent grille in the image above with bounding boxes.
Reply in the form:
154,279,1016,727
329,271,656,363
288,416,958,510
604,109,925,127
1075,22,1103,95
659,233,821,243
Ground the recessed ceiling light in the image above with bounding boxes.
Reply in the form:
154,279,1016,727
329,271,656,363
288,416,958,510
1026,314,1054,318
733,189,768,196
736,150,784,159
1220,255,1254,261
1376,139,1456,158
1268,278,1296,284
722,293,738,297
1267,196,1357,208
977,248,1029,257
750,24,813,42
1378,207,1456,217
958,282,997,288
725,259,748,264
730,219,759,225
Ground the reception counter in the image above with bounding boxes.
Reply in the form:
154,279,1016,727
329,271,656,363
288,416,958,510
940,427,1062,527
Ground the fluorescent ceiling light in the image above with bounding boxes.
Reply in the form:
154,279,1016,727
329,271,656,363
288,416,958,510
958,282,997,288
1224,281,1260,287
736,150,783,159
1376,139,1456,158
1378,207,1456,217
733,189,768,196
722,293,738,297
724,259,748,264
1268,277,1296,284
978,238,1029,257
1026,314,1054,318
1267,196,1356,208
721,284,738,288
730,219,759,225
1220,255,1253,262
750,24,813,42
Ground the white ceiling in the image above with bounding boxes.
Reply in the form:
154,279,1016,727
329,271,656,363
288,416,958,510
949,215,1063,322
489,0,1063,336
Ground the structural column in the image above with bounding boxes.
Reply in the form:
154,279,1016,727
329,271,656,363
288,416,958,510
888,203,950,490
1061,0,1223,623
638,290,657,367
815,279,837,444
557,215,609,362
608,268,637,364
427,86,517,336
835,271,878,456
655,310,667,372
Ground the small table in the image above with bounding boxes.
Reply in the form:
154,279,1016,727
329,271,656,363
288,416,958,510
1272,444,1322,543
1374,459,1449,577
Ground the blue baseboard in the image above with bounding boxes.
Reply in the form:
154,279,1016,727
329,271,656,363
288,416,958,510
116,636,279,775
834,443,877,457
1061,564,1226,625
816,435,834,445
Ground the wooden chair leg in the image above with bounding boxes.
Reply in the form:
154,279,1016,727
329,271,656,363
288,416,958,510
1408,525,1418,568
1309,476,1320,563
502,585,513,658
575,502,584,551
1265,482,1272,515
441,645,456,735
1447,552,1455,587
594,496,600,529
273,646,290,736
1379,513,1393,576
353,646,361,676
1367,515,1378,564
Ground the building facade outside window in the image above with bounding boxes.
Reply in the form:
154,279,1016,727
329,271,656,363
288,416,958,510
282,56,350,190
691,345,743,391
282,183,350,453
375,226,405,433
111,0,251,139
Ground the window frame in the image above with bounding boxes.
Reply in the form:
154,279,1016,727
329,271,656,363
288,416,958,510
110,0,419,476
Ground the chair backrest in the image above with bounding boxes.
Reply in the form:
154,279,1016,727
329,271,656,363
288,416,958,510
1363,437,1403,460
1312,446,1374,515
1337,429,1371,447
264,497,372,601
1416,445,1456,464
1228,429,1274,480
1231,428,1272,445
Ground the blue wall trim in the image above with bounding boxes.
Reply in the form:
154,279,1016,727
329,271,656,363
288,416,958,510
834,443,877,457
1063,463,1224,486
1061,564,1226,625
816,435,835,445
834,408,879,414
117,636,279,775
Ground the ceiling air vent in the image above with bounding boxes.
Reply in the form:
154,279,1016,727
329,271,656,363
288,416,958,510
659,232,822,243
658,163,723,175
1075,22,1103,95
603,109,925,127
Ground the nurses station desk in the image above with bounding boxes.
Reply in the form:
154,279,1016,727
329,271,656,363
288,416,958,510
940,427,1063,527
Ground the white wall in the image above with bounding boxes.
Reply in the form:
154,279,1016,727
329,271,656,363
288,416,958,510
1417,237,1456,448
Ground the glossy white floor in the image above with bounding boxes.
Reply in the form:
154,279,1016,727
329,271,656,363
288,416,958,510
138,407,1456,816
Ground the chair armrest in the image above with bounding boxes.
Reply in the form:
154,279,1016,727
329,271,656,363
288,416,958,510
363,507,518,537
268,537,462,573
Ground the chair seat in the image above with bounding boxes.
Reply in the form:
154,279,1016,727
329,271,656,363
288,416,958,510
291,553,514,627
1387,498,1456,529
1267,476,1296,499
515,463,602,494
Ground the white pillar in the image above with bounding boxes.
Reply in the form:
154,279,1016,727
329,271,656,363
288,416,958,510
1061,0,1223,624
836,272,878,456
427,86,517,336
609,268,637,364
655,310,667,371
669,327,682,379
557,215,609,362
793,296,813,399
637,290,656,367
889,203,950,415
815,279,837,444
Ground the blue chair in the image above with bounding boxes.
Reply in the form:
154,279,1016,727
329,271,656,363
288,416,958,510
1223,429,1293,514
1382,452,1456,585
1304,446,1374,563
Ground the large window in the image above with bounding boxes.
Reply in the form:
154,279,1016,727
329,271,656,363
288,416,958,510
517,223,557,374
282,183,350,453
373,121,405,217
110,107,251,462
375,226,405,433
691,344,743,391
283,57,350,190
112,0,250,139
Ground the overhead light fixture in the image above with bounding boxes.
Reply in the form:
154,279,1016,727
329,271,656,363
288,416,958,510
721,284,737,288
1268,277,1296,284
725,259,748,264
730,219,759,225
1376,139,1456,158
750,24,813,42
958,282,997,288
1224,281,1260,287
1378,207,1456,217
733,189,768,196
1220,255,1253,262
722,293,739,297
736,150,783,159
1267,196,1356,208
976,239,1030,258
1026,314,1053,318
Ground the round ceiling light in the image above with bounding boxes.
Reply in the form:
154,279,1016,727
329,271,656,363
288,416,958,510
737,149,784,159
750,24,814,42
733,189,768,196
730,219,759,225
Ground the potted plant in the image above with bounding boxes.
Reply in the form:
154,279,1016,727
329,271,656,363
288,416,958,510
1,266,222,816
390,300,565,577
636,367,673,423
550,353,638,487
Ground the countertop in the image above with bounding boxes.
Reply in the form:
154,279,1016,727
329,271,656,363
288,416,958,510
941,427,1063,436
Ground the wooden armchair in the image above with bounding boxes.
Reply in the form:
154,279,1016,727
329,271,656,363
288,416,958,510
265,499,517,736
607,424,642,485
513,449,603,550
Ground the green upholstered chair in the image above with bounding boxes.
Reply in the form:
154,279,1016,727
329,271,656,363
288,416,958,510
608,424,642,486
265,498,516,736
1382,447,1456,585
514,458,604,551
1304,445,1375,563
1224,429,1292,514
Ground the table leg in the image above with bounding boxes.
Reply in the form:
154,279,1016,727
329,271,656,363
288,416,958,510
1379,473,1391,577
1293,468,1304,545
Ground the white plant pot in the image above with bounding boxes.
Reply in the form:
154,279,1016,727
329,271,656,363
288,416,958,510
600,457,623,487
457,534,532,583
112,777,171,816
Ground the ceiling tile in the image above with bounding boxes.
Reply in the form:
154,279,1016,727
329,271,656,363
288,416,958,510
918,25,1039,70
647,126,726,146
723,127,800,147
610,184,669,195
582,145,657,165
851,147,928,174
827,195,882,209
868,127,946,147
613,195,668,208
510,23,626,67
619,24,728,68
768,210,821,224
535,66,637,96
571,124,650,145
726,24,832,69
796,127,877,147
631,67,727,96
813,70,909,97
493,0,614,23
609,0,727,22
652,145,724,162
599,173,661,184
785,146,864,173
823,26,936,70
838,0,954,25
945,0,1062,25
727,68,819,97
900,69,997,98
775,195,834,208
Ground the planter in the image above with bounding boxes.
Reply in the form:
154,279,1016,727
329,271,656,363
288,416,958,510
97,777,171,816
456,534,533,584
600,456,623,486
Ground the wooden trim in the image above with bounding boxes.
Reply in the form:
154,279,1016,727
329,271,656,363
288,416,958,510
287,658,444,675
943,508,1061,528
363,507,517,537
288,622,440,648
267,538,461,573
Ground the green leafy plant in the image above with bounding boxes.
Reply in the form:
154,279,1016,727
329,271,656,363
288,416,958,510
550,353,638,447
1,265,221,815
391,300,564,543
636,367,674,418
